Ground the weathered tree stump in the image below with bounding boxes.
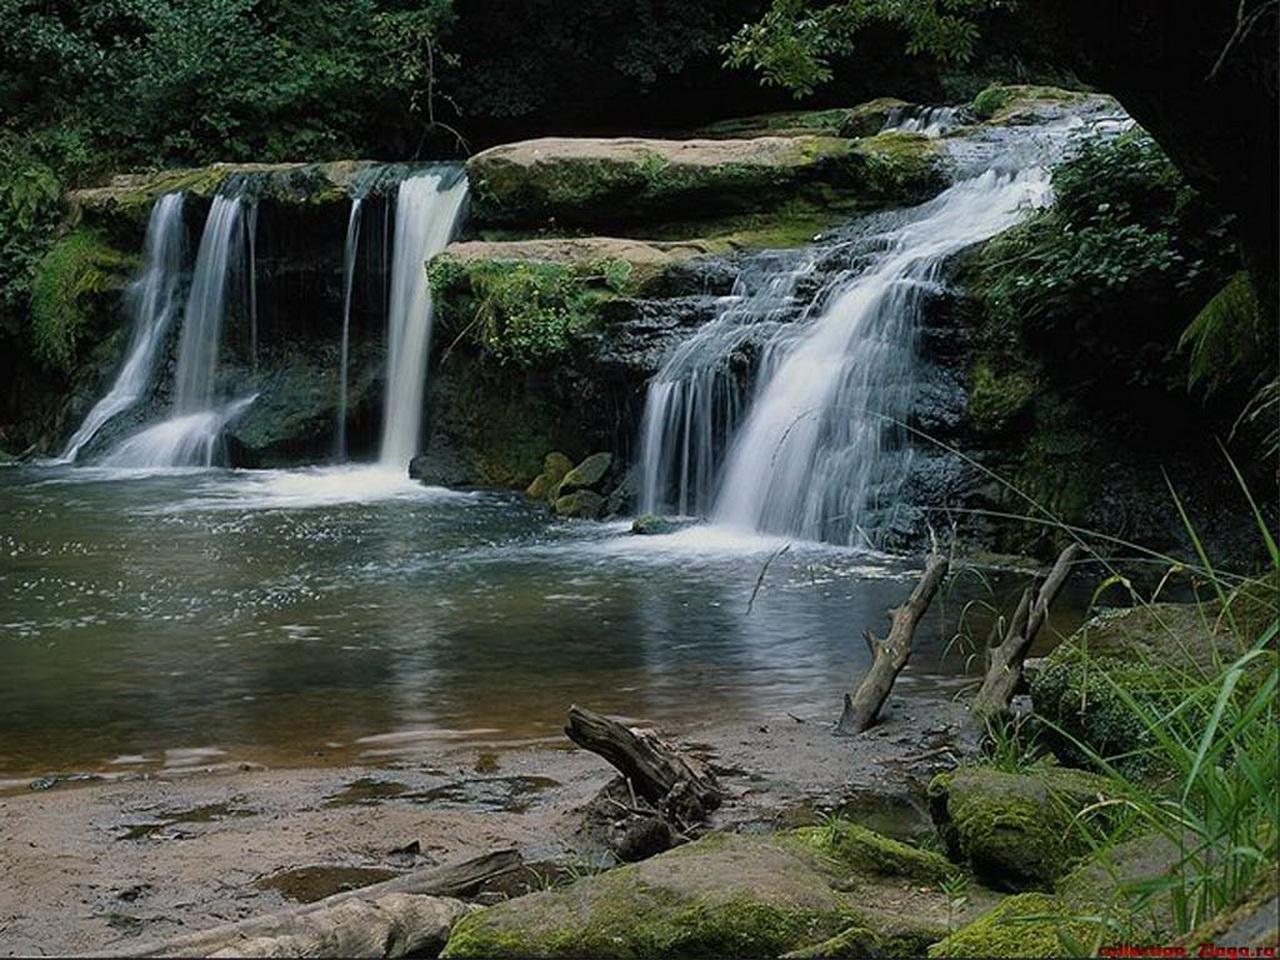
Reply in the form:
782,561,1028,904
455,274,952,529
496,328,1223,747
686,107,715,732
103,849,521,959
835,552,950,736
565,705,721,823
969,543,1082,722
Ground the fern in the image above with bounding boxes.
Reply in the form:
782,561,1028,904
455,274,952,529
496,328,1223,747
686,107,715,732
1179,271,1262,395
29,230,132,372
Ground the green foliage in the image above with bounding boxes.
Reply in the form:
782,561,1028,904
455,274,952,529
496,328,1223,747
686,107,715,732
971,132,1237,396
1180,272,1271,397
723,0,990,96
0,140,64,314
430,256,630,367
29,229,133,371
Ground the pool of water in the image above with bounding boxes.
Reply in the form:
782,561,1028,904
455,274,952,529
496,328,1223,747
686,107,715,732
0,463,1082,780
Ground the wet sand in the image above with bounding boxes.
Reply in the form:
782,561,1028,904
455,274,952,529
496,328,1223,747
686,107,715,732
0,698,966,957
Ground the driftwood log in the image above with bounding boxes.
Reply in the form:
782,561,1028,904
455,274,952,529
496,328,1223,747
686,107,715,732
565,705,721,823
102,849,521,959
835,553,950,736
969,543,1082,721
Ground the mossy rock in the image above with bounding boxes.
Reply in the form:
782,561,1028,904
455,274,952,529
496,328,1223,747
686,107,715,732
697,108,862,140
466,134,949,230
554,490,605,520
527,451,575,501
429,251,631,366
928,766,1112,891
1029,601,1263,774
968,358,1037,434
442,832,1000,959
780,923,881,959
631,515,697,536
1055,833,1183,938
840,98,916,138
969,85,1094,125
1174,865,1279,952
926,892,1102,958
558,452,613,495
788,821,958,885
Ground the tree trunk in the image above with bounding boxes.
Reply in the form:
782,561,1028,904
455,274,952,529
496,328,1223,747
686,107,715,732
102,849,521,959
835,552,949,736
565,706,721,821
969,543,1082,721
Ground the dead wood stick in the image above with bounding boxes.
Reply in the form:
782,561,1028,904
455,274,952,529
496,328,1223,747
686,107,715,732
969,543,1082,721
565,706,721,816
835,552,950,736
99,849,521,959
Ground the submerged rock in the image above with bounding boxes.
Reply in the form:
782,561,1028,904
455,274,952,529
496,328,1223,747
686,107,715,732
928,765,1113,891
630,515,698,536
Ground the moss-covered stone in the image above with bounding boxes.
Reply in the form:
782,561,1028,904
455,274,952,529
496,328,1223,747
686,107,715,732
558,452,613,495
1029,601,1255,774
928,766,1112,891
926,892,1101,958
632,515,697,535
442,832,998,959
968,359,1037,434
554,490,605,520
840,98,916,138
780,923,882,959
1174,864,1279,952
429,250,633,367
466,134,950,231
969,85,1094,125
526,452,575,501
789,820,958,885
697,109,862,140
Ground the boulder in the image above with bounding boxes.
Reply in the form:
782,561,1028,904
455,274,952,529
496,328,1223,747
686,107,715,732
554,490,605,520
928,766,1113,891
466,134,949,228
441,830,1000,959
526,452,575,501
840,98,916,137
557,452,613,496
969,84,1118,126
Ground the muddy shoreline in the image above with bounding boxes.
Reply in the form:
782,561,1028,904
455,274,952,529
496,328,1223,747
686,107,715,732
0,697,966,957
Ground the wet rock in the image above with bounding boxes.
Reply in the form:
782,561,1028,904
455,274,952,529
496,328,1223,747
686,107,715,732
840,97,916,137
631,515,698,536
613,817,673,863
553,490,605,520
928,765,1114,891
557,453,613,495
926,892,1099,958
526,452,574,501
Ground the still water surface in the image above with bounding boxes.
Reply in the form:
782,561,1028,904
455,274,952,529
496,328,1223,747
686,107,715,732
0,464,1078,780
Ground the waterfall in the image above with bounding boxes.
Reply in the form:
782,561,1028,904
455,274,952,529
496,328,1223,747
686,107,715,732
173,193,246,414
637,252,818,516
246,199,260,373
377,170,468,471
881,105,962,137
713,169,1052,544
60,193,186,462
105,183,252,468
335,196,364,461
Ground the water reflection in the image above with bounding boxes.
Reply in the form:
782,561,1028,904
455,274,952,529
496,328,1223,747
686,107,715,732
0,465,1083,777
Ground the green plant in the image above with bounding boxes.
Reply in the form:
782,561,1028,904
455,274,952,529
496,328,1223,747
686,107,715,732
29,229,132,371
983,712,1046,774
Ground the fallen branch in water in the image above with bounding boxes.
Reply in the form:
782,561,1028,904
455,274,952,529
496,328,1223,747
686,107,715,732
968,543,1082,722
835,552,950,736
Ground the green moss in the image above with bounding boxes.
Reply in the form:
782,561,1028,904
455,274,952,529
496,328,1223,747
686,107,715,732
971,85,1088,123
781,923,881,958
969,359,1037,433
789,820,958,885
853,132,950,205
926,892,1101,958
697,108,856,139
29,229,134,371
430,253,630,366
929,766,1112,890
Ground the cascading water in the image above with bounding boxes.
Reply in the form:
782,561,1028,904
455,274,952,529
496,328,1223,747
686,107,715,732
635,113,1112,546
105,182,254,467
335,196,364,461
377,169,468,471
60,193,186,462
246,199,260,373
713,168,1052,544
881,105,961,137
637,252,818,516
